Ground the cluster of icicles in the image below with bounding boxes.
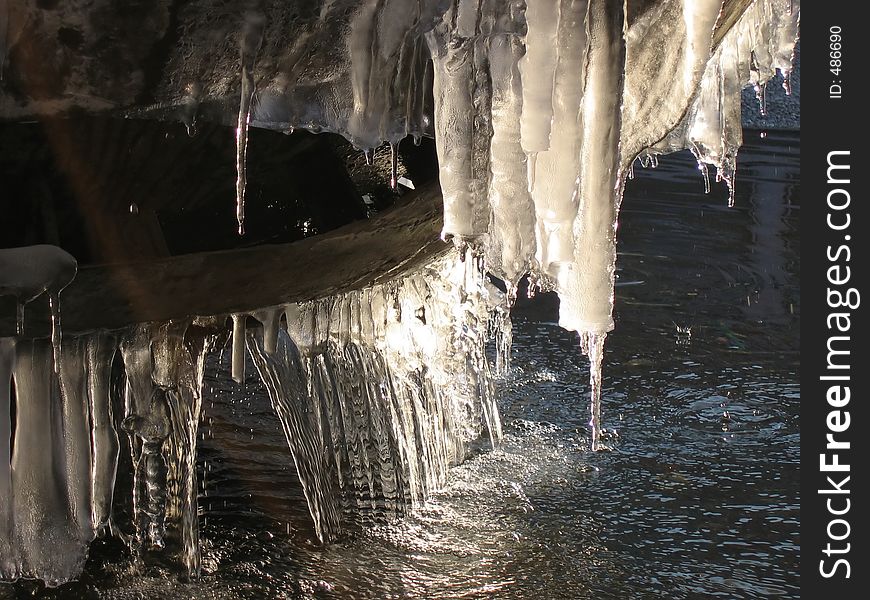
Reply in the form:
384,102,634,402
0,0,800,586
224,0,798,448
0,254,504,583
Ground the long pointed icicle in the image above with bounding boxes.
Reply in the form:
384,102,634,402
235,10,266,236
48,292,63,373
389,142,399,190
558,0,626,451
0,338,14,579
582,331,607,450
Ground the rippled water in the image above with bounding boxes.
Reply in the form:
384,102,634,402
3,131,799,599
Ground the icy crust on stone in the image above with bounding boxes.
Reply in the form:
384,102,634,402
0,245,77,370
148,0,797,314
151,0,795,311
0,245,76,320
157,0,442,151
0,252,505,583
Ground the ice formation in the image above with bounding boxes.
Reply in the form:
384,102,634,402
246,255,500,539
222,0,796,444
1,0,800,586
0,253,502,581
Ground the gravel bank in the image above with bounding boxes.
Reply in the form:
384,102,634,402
741,41,801,130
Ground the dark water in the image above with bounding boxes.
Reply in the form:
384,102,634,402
4,130,799,599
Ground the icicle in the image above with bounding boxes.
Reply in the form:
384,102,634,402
121,323,209,577
492,282,517,377
486,20,537,286
530,0,589,276
690,144,711,193
48,292,62,373
389,142,399,191
580,331,607,451
156,323,209,578
558,0,626,335
121,386,171,552
429,30,477,242
247,329,341,541
681,0,719,92
363,148,373,166
252,307,282,355
235,10,266,237
231,314,246,383
11,339,89,584
518,0,561,152
426,1,490,243
57,337,95,542
86,333,118,535
0,338,14,579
